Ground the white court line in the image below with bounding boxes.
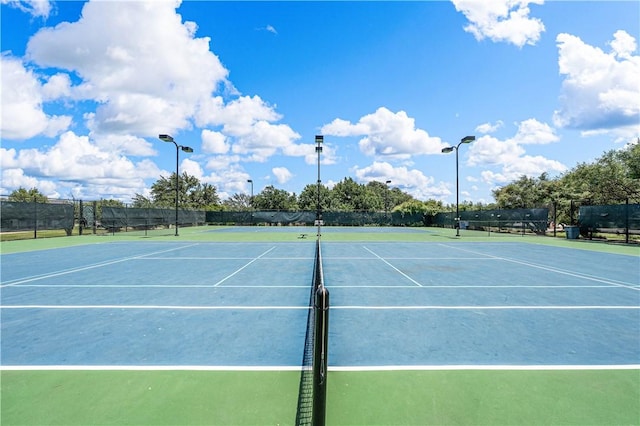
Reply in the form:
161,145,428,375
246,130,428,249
213,246,277,287
0,365,302,371
0,243,201,288
331,305,639,310
440,244,640,291
10,284,311,288
1,364,638,372
363,246,423,287
2,304,637,310
0,305,308,310
139,257,313,261
329,365,640,371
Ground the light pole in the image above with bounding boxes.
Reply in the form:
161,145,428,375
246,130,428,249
247,179,253,206
315,135,323,234
158,134,193,236
247,179,253,225
442,135,475,237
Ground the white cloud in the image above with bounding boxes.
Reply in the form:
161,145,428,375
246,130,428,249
553,31,640,138
272,167,293,184
512,118,559,145
0,131,160,199
201,130,229,154
353,161,451,200
282,143,338,166
93,133,157,157
25,0,228,137
1,0,52,18
0,55,72,139
41,73,72,100
197,95,302,162
266,25,278,35
468,119,566,184
476,120,504,134
451,0,545,47
468,135,524,166
180,158,204,180
321,107,447,159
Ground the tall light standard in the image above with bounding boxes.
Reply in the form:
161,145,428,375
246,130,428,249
247,179,253,206
442,135,475,237
158,134,194,236
315,135,323,234
247,179,254,225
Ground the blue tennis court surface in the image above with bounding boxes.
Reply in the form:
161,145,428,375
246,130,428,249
1,240,638,368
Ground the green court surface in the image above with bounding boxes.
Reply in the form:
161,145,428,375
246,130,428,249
2,370,638,425
1,226,639,425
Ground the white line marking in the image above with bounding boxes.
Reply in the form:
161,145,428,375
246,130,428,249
8,284,311,289
440,244,640,291
1,365,638,372
0,365,302,371
0,305,309,310
2,305,637,310
329,365,640,371
0,244,201,288
214,246,277,287
331,305,639,310
363,246,423,287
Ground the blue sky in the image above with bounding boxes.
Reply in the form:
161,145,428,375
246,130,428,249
1,0,638,205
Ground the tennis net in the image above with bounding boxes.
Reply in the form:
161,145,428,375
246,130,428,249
295,234,329,426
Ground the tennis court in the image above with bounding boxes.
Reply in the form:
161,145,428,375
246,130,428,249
1,226,639,425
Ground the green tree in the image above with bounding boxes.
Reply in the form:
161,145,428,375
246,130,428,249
252,185,298,211
223,193,252,211
333,177,371,211
131,194,153,208
298,183,332,211
8,187,47,203
149,172,220,209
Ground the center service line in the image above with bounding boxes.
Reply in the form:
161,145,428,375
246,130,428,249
363,246,423,287
213,246,277,287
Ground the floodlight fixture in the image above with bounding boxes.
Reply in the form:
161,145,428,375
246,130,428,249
157,134,193,236
441,135,476,236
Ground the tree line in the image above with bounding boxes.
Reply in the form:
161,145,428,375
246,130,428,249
7,142,639,224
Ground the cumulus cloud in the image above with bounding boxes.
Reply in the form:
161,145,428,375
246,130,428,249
0,131,160,199
553,31,640,139
353,161,451,200
512,118,559,144
1,54,72,139
272,167,293,184
468,119,566,184
451,0,545,47
476,120,504,134
201,130,229,154
25,0,228,137
197,95,302,162
3,0,305,199
321,107,447,159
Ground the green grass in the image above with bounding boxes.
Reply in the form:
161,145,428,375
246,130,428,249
2,369,638,425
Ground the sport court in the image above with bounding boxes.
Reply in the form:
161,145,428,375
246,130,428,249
1,226,639,425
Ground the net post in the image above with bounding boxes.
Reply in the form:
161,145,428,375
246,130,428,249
312,285,329,426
